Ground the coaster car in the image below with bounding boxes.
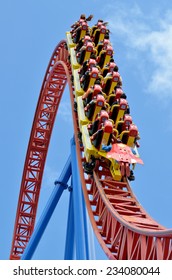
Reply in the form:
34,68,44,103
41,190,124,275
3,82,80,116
81,124,143,181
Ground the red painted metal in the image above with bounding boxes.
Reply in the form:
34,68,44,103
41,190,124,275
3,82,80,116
10,40,172,260
10,41,71,259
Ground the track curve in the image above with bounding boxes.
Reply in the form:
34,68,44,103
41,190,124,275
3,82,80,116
10,39,172,260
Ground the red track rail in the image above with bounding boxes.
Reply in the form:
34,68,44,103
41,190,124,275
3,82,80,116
10,40,172,260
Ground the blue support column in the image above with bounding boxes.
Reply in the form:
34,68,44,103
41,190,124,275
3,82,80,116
70,138,87,259
21,156,71,260
64,186,75,260
82,193,96,260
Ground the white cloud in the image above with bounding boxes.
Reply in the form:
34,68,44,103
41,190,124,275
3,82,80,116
58,100,73,122
106,4,172,99
43,165,60,189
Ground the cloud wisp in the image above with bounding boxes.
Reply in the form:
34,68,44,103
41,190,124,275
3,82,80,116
106,3,172,99
58,100,73,123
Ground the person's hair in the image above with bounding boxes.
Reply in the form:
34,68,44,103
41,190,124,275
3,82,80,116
90,53,96,59
80,14,86,19
114,65,119,72
95,80,101,85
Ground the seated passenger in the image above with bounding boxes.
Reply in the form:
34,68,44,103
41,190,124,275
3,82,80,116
82,81,103,107
101,127,122,151
76,42,97,64
120,124,140,148
78,55,97,78
102,71,121,95
96,45,114,69
88,110,109,136
72,21,89,44
115,87,127,99
96,36,111,55
80,67,101,91
84,94,105,121
90,19,104,36
109,98,128,124
90,119,113,150
70,14,86,33
108,87,124,106
92,24,107,46
102,61,119,77
116,114,133,134
75,34,92,53
71,14,93,33
119,127,140,180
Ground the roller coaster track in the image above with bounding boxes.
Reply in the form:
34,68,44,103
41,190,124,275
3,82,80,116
10,39,172,260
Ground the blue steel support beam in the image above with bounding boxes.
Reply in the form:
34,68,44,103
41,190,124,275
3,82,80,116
21,156,72,260
70,138,87,260
82,193,96,260
64,186,75,260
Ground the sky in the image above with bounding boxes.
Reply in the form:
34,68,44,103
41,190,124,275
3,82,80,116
1,0,172,260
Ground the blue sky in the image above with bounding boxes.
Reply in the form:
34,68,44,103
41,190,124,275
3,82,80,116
1,0,172,260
